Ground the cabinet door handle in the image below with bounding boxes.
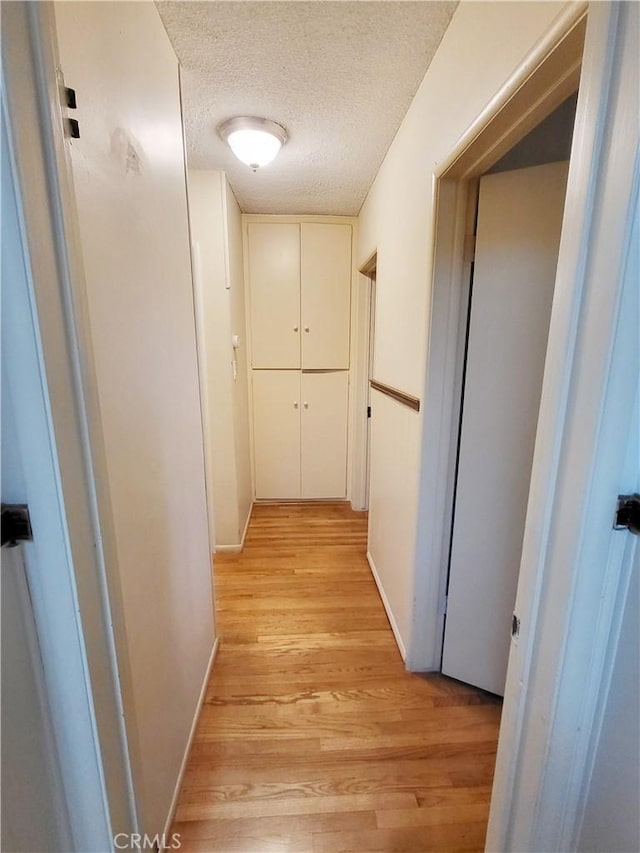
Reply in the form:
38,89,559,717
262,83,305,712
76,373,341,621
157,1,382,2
293,325,299,332
294,401,299,409
304,326,310,333
303,402,309,410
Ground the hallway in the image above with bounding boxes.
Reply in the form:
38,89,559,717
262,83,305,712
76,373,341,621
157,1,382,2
171,504,501,852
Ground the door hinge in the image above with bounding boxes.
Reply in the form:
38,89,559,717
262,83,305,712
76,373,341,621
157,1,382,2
65,118,80,139
64,86,77,109
367,405,371,418
57,69,80,139
1,504,33,548
438,594,448,616
614,493,640,535
511,613,520,638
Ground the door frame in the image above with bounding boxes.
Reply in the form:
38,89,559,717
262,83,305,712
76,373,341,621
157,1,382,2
365,265,377,510
2,2,139,846
412,2,587,674
412,1,639,848
351,250,377,511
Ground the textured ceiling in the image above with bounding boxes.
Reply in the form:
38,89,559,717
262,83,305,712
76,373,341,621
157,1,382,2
157,1,458,215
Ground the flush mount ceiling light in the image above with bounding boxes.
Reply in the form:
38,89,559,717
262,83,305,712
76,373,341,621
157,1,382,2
218,117,288,171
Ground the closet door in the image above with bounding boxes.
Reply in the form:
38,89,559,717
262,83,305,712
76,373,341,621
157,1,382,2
442,162,569,696
301,372,349,498
301,224,351,369
252,371,301,498
248,224,300,368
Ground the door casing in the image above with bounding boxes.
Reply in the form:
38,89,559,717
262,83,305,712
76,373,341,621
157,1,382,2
411,2,639,849
355,251,377,512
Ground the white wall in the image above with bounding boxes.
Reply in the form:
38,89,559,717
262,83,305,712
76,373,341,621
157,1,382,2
53,2,215,834
358,1,569,660
225,180,253,536
189,170,238,545
367,390,421,659
188,170,252,548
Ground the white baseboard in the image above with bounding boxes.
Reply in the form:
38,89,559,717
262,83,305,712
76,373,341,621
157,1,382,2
253,498,350,504
162,637,219,839
366,551,406,661
214,503,254,554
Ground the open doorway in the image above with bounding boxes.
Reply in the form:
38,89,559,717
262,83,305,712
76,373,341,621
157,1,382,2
358,252,377,510
441,94,578,695
413,6,586,673
412,5,638,849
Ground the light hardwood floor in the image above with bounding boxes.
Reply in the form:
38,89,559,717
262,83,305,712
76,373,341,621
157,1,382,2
171,503,501,852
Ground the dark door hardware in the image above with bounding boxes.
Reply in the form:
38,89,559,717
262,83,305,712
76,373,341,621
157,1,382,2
614,494,640,535
66,118,80,139
64,86,77,109
1,504,33,548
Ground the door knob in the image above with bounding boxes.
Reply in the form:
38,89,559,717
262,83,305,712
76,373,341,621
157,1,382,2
293,325,299,332
303,402,309,410
294,401,299,409
304,326,310,333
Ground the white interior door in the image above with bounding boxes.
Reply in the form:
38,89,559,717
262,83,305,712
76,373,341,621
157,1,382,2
1,85,109,849
252,371,301,499
442,162,569,695
1,547,68,853
301,371,349,499
1,328,69,853
301,224,351,369
248,223,301,368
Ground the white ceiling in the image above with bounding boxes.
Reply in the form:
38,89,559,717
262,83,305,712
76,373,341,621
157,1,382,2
157,1,458,215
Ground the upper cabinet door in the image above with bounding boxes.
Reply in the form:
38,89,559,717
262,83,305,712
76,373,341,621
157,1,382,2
301,224,352,369
248,224,300,368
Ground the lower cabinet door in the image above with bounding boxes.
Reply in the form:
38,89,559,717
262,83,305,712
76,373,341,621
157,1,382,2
301,371,349,499
252,370,301,499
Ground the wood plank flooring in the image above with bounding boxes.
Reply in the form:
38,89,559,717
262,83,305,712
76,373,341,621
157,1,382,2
171,503,501,852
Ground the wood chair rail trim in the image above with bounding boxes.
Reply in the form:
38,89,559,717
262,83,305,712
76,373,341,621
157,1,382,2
370,379,421,412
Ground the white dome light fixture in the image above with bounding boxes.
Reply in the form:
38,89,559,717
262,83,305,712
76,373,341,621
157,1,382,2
218,117,288,171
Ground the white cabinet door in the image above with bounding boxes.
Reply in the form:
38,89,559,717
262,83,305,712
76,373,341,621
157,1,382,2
301,224,351,369
252,371,301,499
442,162,569,696
248,224,300,368
301,371,349,499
